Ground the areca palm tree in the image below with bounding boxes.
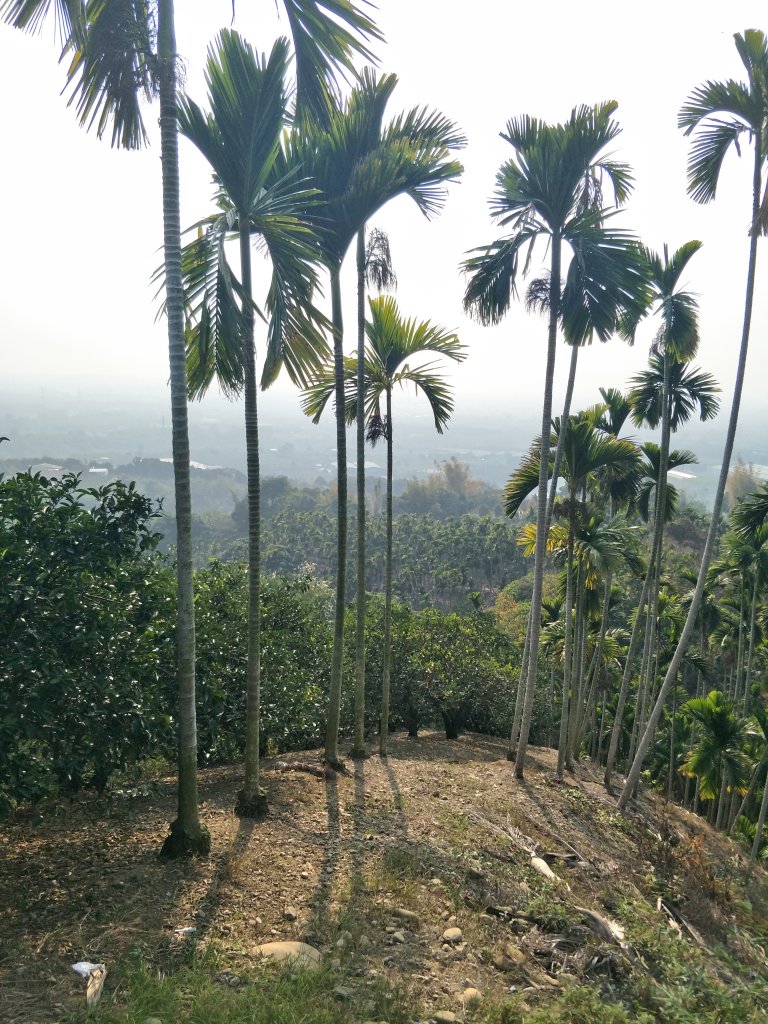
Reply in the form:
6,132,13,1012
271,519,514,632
287,72,464,766
3,0,381,854
681,690,752,829
603,242,713,790
464,102,648,779
351,227,396,759
619,30,768,810
303,295,465,755
177,30,330,818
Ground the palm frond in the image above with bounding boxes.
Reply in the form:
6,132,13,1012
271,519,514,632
282,0,382,124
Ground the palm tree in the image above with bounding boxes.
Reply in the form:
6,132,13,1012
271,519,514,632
303,295,465,755
603,241,712,790
505,412,642,776
351,228,396,758
177,30,329,818
681,690,752,829
463,102,648,779
2,0,381,855
287,72,464,766
619,30,768,810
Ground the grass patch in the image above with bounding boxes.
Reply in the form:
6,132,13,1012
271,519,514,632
65,951,411,1024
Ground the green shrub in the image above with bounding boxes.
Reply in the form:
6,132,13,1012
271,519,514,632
0,472,174,813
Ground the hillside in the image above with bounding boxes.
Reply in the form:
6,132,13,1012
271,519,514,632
1,733,766,1023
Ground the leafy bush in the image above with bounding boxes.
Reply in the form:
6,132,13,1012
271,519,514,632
0,472,174,813
191,563,333,761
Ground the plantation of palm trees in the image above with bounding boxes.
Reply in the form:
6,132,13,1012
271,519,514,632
2,3,768,1020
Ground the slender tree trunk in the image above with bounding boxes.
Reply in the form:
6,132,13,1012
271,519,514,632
351,228,367,757
506,634,528,760
715,773,728,831
325,265,347,767
667,687,677,802
547,343,579,526
508,343,578,762
732,747,768,831
516,233,561,779
604,571,652,790
618,147,763,812
606,354,671,791
577,571,612,747
235,216,267,819
568,560,587,764
749,772,768,868
558,499,576,779
380,388,394,755
158,0,209,859
743,571,758,714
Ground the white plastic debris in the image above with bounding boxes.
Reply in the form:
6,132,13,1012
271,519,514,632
72,962,107,1007
174,926,197,936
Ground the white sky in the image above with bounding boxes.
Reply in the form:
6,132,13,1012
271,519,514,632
1,1,767,428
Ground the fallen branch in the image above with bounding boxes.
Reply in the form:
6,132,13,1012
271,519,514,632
270,761,336,780
656,898,706,948
575,906,637,962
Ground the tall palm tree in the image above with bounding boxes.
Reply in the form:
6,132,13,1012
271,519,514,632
505,412,642,776
303,295,465,755
177,30,328,817
604,366,719,791
287,72,464,766
603,242,711,790
2,0,381,855
351,228,396,758
619,30,768,810
463,102,648,779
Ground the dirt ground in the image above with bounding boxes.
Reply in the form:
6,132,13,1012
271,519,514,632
1,732,766,1022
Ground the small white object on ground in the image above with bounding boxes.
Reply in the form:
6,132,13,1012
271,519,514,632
71,962,107,1007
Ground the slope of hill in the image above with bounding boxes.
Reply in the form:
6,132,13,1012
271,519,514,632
1,734,766,1023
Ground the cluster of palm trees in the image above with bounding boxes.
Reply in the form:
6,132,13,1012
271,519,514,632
4,0,767,856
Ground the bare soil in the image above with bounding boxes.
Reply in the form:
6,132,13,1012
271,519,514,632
1,732,767,1022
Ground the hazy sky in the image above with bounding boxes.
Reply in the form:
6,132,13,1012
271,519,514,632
2,1,767,431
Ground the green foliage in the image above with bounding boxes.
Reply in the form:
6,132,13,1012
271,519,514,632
408,608,518,738
192,563,333,761
227,503,527,610
0,472,174,813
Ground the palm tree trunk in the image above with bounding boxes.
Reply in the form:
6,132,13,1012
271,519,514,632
325,264,347,767
506,633,529,759
667,686,677,802
577,571,612,747
379,387,394,755
515,234,561,779
715,773,728,831
558,498,576,779
732,747,768,831
508,342,578,762
235,214,266,819
749,771,768,868
568,562,588,764
351,227,367,757
606,354,671,791
618,145,763,812
743,571,758,714
603,571,651,790
547,343,579,525
158,0,209,859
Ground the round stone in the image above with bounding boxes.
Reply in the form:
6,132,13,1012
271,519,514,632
253,941,320,969
462,987,482,1006
441,927,463,944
